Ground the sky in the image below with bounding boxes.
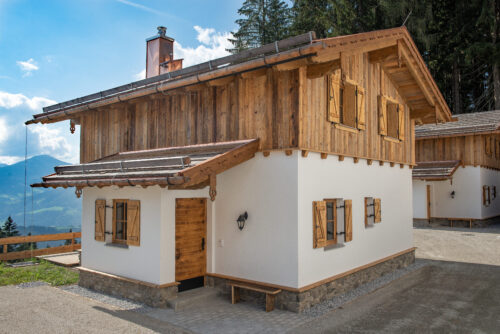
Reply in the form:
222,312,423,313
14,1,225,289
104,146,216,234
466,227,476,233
0,0,242,164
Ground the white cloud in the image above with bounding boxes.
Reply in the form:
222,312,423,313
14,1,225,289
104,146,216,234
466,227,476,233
0,118,8,144
29,124,77,163
0,91,56,111
0,155,24,165
134,69,146,80
174,26,233,67
16,58,39,77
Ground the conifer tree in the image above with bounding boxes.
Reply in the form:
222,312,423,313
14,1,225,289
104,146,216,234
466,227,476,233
229,0,291,53
2,216,20,252
290,0,334,38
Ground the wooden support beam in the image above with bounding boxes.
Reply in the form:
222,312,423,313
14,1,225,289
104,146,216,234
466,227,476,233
321,153,328,159
209,174,216,201
185,84,206,92
400,164,404,169
285,150,293,156
207,76,234,87
379,161,384,166
368,45,398,63
240,68,268,80
390,162,395,167
353,157,359,163
367,159,372,165
306,59,340,79
274,58,311,71
263,151,270,157
301,150,308,158
338,155,344,161
70,120,75,134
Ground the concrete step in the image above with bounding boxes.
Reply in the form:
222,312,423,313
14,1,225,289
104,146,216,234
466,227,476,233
167,287,219,310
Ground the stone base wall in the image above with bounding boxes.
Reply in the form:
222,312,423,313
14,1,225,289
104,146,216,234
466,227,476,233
207,249,415,313
414,217,500,228
79,269,177,308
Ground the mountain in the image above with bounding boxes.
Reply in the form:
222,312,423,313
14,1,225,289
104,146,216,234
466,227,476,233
0,155,81,231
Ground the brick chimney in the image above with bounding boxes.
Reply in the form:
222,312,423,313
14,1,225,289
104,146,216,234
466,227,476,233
146,26,183,78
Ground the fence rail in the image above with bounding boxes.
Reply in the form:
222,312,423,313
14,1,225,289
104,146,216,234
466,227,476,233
0,232,81,261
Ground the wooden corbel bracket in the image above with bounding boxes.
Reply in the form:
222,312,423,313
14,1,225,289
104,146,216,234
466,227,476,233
209,174,216,201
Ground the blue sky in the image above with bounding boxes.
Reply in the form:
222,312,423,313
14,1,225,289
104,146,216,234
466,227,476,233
0,0,242,164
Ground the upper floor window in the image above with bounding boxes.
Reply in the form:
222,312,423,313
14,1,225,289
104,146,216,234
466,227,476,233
378,95,405,141
328,72,365,131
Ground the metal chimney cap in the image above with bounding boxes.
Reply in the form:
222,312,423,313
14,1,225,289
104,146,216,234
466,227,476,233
157,26,167,37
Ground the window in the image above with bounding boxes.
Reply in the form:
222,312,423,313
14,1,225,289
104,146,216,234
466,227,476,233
493,186,497,200
378,95,405,141
108,199,141,246
364,197,381,226
483,186,491,207
313,198,352,248
328,72,365,130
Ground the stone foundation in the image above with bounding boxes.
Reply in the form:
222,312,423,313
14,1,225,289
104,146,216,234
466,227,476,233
414,217,500,228
207,249,415,313
78,268,177,308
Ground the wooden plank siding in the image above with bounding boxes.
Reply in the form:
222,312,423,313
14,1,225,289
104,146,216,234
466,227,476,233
415,133,500,170
80,69,299,163
299,54,413,165
79,55,414,165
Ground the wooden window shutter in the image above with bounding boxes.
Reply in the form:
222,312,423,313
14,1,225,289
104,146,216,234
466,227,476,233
356,86,366,130
374,198,382,223
328,75,341,123
95,199,106,242
313,201,327,248
378,95,387,136
126,200,141,246
344,199,353,242
487,186,491,205
398,104,405,141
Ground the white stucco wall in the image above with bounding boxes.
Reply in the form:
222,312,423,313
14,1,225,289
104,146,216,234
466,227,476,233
413,180,428,219
480,168,500,218
212,152,299,287
81,186,165,284
412,167,483,220
297,153,413,287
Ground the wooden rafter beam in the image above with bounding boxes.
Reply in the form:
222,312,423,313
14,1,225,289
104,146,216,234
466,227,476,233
207,76,234,87
368,45,398,63
306,59,340,79
274,58,311,71
240,68,268,80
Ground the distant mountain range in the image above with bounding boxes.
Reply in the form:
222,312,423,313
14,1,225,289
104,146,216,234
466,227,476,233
0,155,81,234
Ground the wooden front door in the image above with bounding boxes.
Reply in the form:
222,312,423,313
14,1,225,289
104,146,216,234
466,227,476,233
175,198,207,283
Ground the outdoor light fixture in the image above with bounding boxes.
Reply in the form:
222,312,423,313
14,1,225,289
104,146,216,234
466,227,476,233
236,212,248,231
450,191,455,199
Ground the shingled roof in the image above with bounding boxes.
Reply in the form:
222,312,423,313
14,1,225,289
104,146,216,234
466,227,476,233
415,110,500,139
412,160,461,180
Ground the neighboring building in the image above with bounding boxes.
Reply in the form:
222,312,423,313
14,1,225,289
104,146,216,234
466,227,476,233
28,26,451,312
413,110,500,226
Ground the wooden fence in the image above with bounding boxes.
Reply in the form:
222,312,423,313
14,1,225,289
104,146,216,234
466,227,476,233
0,232,81,261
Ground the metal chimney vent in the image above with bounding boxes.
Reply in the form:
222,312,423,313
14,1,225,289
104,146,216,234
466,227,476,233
157,26,167,37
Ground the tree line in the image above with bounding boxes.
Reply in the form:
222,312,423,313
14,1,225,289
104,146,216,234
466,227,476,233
229,0,500,114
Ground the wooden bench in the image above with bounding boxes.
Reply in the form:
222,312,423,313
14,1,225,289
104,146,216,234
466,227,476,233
229,281,281,312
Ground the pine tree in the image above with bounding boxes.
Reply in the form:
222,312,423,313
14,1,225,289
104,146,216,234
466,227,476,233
2,216,20,252
229,0,291,53
290,0,334,38
65,228,73,246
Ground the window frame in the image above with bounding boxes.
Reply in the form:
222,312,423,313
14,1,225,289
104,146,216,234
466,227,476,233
324,199,338,247
378,95,404,142
112,199,128,245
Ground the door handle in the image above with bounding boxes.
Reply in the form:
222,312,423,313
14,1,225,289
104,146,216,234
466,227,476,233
201,238,205,251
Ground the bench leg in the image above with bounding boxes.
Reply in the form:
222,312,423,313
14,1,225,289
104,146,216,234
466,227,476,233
231,286,240,304
265,294,275,312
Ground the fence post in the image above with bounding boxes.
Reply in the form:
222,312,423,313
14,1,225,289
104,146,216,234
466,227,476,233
3,244,7,254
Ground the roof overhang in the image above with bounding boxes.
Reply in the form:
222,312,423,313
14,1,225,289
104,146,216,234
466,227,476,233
32,139,259,192
412,160,461,181
26,27,451,126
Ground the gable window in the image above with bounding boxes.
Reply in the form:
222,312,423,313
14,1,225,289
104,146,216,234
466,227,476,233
110,199,141,246
328,72,365,131
378,96,405,141
313,198,352,249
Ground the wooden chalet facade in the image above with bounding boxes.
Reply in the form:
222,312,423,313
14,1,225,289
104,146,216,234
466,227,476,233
28,27,450,312
413,110,500,224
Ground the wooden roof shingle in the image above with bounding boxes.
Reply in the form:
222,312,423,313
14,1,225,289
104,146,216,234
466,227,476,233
415,110,500,139
412,160,461,180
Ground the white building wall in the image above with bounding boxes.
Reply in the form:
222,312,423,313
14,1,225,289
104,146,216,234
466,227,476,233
480,168,500,218
212,152,299,288
81,186,165,284
297,153,413,288
413,180,428,219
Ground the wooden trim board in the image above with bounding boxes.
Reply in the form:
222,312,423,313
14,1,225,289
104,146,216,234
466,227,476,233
207,247,416,293
77,267,179,289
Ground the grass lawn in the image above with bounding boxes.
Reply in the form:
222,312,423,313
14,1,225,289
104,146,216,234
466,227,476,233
0,260,79,286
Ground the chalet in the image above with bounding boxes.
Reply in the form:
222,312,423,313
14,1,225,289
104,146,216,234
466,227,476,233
413,110,500,227
27,26,451,312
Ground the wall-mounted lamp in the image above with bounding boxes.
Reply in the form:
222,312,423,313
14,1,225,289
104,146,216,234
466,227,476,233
236,212,248,231
450,191,455,199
